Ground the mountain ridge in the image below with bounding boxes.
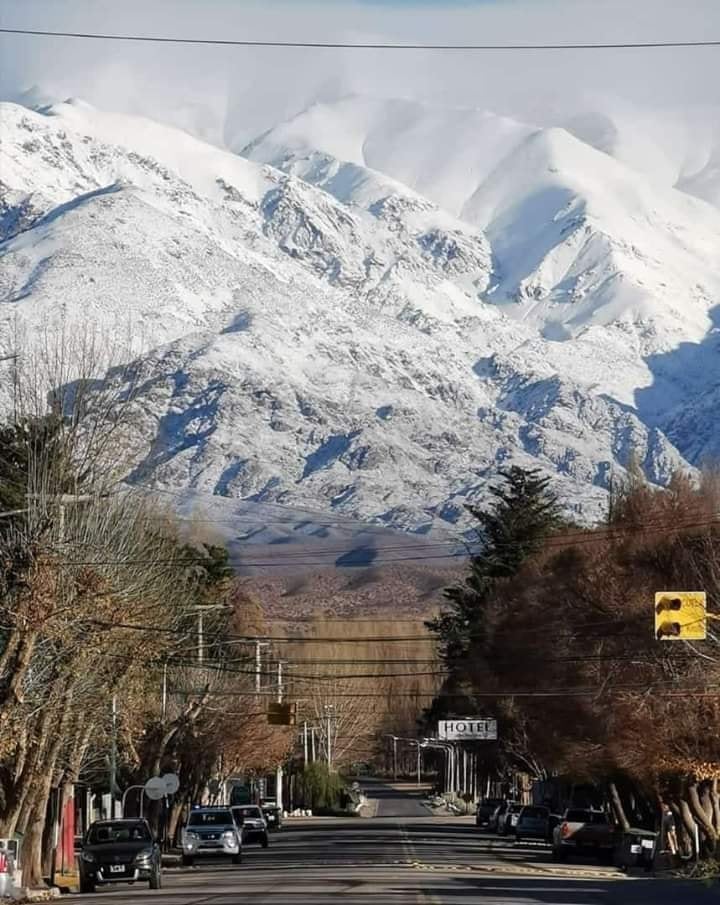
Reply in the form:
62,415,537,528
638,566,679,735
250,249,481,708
1,96,717,532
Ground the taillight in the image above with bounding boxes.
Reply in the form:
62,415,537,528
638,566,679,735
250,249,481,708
560,822,570,838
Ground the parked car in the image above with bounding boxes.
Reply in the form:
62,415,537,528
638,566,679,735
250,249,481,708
181,807,242,866
488,801,508,833
79,819,161,894
498,802,523,836
552,808,615,861
514,805,551,842
260,799,283,831
475,798,504,829
231,805,269,848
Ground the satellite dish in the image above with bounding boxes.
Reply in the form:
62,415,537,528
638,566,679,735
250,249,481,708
144,777,167,801
162,773,180,795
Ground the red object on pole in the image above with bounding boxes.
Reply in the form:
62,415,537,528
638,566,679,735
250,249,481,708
58,790,76,875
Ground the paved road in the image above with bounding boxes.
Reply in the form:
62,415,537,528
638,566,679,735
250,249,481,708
365,779,433,818
65,783,719,904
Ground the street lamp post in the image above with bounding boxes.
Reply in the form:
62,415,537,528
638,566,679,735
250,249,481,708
384,735,398,781
396,738,423,787
422,740,455,796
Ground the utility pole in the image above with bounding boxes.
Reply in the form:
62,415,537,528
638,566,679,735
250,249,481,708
325,706,335,770
255,641,269,692
385,735,398,781
276,660,284,812
303,721,309,767
161,662,168,722
194,604,233,664
110,695,118,818
311,727,316,762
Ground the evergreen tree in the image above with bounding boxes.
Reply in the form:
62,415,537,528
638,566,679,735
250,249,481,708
428,466,563,667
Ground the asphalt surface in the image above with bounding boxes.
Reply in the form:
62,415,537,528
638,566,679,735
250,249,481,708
65,781,719,904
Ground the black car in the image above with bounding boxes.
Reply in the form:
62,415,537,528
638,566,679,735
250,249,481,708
475,798,504,829
231,805,269,848
79,819,162,894
260,800,283,831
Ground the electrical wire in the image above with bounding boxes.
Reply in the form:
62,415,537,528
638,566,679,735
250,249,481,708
167,683,720,699
50,512,720,569
2,27,719,51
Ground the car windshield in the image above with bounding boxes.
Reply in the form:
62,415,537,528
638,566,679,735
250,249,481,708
87,822,150,844
234,807,263,819
521,807,548,818
188,810,233,826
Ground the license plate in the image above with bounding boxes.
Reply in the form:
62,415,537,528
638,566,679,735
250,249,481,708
630,844,642,854
641,839,654,849
109,865,126,874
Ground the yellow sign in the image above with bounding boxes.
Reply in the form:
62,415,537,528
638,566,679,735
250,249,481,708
655,591,707,641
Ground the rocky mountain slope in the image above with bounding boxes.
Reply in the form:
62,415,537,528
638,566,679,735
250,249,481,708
1,97,719,534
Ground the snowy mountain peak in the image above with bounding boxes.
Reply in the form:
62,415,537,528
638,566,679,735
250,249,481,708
1,97,719,531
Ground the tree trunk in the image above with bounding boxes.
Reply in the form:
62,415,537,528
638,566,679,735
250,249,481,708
608,782,631,832
689,781,717,853
678,796,699,857
167,799,186,848
711,779,720,834
20,772,54,889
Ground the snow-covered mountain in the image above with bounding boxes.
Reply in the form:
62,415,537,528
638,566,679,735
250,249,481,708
1,96,719,533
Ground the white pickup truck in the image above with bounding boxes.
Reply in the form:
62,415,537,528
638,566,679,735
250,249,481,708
552,808,615,862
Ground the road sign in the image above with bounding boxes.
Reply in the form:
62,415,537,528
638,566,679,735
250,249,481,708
144,777,167,801
655,591,706,640
438,718,497,741
162,773,180,795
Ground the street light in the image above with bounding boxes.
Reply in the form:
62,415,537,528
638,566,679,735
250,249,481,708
396,738,423,787
422,740,456,796
384,734,399,781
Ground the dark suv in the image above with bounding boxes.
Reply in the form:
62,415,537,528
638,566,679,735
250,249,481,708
475,798,504,829
79,819,161,894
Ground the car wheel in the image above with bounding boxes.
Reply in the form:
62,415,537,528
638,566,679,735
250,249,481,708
149,866,162,889
79,877,95,894
181,854,194,867
261,834,269,849
232,852,243,865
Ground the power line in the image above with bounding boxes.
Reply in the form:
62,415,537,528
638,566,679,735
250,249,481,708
169,683,720,699
50,512,720,569
87,619,439,643
1,27,718,51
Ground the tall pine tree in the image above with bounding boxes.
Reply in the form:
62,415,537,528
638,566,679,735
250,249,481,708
428,466,563,668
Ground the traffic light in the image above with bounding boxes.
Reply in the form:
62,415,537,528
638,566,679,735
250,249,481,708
655,592,706,641
267,702,297,725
